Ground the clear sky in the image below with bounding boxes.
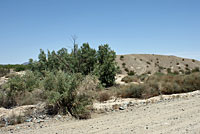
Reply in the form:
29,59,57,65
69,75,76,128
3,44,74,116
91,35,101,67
0,0,200,64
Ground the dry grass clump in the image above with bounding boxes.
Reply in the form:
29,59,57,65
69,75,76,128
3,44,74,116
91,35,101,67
98,91,111,102
119,84,144,98
117,72,200,99
121,76,139,83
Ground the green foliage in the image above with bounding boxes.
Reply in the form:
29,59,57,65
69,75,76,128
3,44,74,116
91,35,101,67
94,44,118,87
128,70,135,76
29,43,118,87
0,64,28,73
77,43,97,75
192,67,200,73
0,68,10,77
44,71,92,119
167,68,171,74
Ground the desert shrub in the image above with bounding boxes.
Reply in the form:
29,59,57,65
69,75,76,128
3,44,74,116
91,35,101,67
121,84,144,98
78,75,100,91
138,73,148,81
185,70,191,75
45,71,92,119
179,69,184,74
128,70,135,76
98,91,111,102
121,76,138,83
14,65,27,72
154,72,164,76
146,61,151,65
173,71,179,75
120,55,124,60
0,68,10,77
176,63,179,65
122,63,126,68
192,59,195,62
147,71,151,74
160,82,182,94
1,71,41,108
167,68,171,74
192,67,200,73
124,68,129,73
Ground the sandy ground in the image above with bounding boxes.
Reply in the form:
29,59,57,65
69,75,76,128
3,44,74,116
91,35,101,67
1,92,200,134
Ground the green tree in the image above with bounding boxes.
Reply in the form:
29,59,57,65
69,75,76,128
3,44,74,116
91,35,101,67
78,43,97,75
95,44,118,87
37,49,47,72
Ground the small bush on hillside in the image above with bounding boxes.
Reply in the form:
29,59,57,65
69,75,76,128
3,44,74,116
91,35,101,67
128,70,135,76
146,61,151,65
167,68,171,74
121,76,138,83
173,71,179,75
120,55,124,60
192,59,195,62
122,63,126,68
192,67,200,73
14,65,27,72
124,68,129,73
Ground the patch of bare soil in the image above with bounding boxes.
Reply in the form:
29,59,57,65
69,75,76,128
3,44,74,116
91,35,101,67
1,91,200,134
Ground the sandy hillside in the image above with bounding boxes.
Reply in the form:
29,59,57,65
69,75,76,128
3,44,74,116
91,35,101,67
1,92,200,134
116,54,200,75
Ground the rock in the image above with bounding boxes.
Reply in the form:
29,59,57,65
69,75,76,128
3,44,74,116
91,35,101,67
119,107,125,110
57,115,62,118
26,118,32,122
36,119,44,123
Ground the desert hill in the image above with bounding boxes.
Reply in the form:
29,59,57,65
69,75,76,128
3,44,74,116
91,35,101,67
116,54,200,75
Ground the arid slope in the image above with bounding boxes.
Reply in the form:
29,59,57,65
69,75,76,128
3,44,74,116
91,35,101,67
116,54,200,75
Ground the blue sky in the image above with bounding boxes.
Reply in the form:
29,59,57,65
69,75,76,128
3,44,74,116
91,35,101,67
0,0,200,64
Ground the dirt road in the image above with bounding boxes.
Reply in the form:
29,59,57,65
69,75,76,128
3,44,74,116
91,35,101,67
1,93,200,134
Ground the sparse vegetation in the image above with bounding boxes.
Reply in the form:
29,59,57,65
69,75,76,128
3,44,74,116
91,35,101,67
0,68,10,77
128,70,135,76
121,76,138,83
118,72,200,99
120,55,124,60
122,63,126,68
124,68,129,73
146,61,151,65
